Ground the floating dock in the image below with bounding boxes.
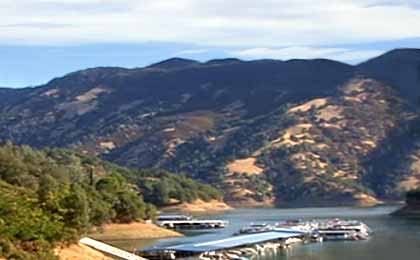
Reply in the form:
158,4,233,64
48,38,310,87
143,218,372,260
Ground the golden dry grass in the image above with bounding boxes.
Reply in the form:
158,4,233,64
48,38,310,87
56,243,114,260
398,176,420,191
75,87,109,102
353,193,382,207
288,98,328,113
316,105,343,121
89,222,182,241
162,199,232,212
226,157,264,175
99,141,116,150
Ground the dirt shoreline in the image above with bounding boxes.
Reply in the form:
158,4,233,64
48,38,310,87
57,222,181,259
56,243,115,260
88,222,183,241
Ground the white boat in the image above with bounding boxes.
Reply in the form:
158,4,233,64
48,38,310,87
316,218,371,240
237,223,275,235
316,230,359,240
239,247,257,256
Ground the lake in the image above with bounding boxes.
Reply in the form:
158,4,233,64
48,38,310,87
109,206,420,260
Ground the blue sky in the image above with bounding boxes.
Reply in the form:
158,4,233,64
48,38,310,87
1,0,420,87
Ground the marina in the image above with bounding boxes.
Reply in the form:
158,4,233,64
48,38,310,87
140,217,372,260
103,206,420,260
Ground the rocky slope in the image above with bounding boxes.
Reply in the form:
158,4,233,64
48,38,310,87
2,49,420,206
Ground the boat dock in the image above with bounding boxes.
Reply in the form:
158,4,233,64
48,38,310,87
156,219,229,229
139,230,305,260
143,217,372,260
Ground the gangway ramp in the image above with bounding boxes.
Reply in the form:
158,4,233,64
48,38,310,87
80,237,147,260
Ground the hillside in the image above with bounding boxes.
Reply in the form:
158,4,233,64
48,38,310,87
392,190,420,217
358,48,420,102
0,143,221,259
1,49,420,206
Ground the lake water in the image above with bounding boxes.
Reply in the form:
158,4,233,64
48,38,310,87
109,206,420,260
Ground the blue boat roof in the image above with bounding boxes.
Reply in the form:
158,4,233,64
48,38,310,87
142,231,303,253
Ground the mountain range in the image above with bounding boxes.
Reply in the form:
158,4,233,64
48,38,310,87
2,48,420,207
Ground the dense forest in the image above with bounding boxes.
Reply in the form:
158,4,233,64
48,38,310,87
0,142,222,259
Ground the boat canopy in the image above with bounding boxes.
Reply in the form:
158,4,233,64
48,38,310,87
141,231,303,253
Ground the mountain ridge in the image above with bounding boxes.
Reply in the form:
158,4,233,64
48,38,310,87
1,48,420,207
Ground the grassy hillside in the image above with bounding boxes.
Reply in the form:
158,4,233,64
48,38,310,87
162,77,419,206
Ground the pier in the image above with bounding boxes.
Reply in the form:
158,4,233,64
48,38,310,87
79,237,147,260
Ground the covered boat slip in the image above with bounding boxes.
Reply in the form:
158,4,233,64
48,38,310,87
140,230,305,254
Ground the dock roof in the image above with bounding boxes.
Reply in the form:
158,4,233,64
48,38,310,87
142,231,303,253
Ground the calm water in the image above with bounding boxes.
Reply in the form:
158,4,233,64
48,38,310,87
109,206,420,260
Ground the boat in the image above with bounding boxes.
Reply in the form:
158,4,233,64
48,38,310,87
239,247,256,256
223,252,241,259
236,223,275,235
275,220,318,233
156,215,228,230
316,218,371,240
316,230,359,240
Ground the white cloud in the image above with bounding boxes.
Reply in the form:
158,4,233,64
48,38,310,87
230,47,385,64
330,49,386,63
231,47,347,60
175,49,209,55
1,0,420,46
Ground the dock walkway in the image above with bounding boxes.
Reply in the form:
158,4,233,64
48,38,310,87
80,237,146,260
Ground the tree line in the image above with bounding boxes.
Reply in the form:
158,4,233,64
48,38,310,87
0,142,222,259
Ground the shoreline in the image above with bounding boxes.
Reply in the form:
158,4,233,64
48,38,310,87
391,203,420,217
56,243,115,260
88,222,183,241
57,222,181,259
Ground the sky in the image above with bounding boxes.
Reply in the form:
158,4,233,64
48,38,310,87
1,0,420,87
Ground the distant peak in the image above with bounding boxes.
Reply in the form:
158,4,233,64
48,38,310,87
385,48,420,55
205,58,243,65
368,48,420,61
285,58,352,67
148,57,200,70
358,48,420,66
